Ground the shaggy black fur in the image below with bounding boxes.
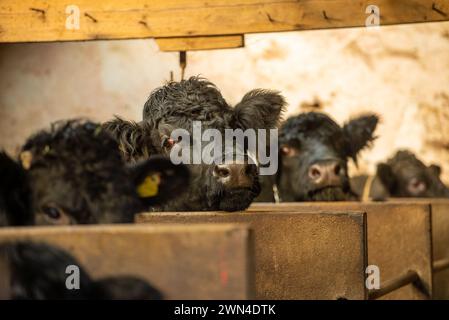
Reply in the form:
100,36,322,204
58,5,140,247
352,150,449,199
342,114,379,164
95,276,163,300
0,242,162,300
260,112,379,202
102,117,162,163
1,119,188,226
143,77,232,131
143,77,285,132
21,120,145,224
106,77,286,211
0,152,33,226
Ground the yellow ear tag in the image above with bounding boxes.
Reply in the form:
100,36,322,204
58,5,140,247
20,151,33,170
137,174,161,198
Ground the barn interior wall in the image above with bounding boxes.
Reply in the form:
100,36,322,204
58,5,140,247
1,22,449,182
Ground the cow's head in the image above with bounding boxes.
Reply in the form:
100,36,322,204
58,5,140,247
0,241,162,299
1,120,189,226
277,112,379,201
140,77,286,211
376,150,449,198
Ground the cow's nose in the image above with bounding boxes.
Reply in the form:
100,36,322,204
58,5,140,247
308,161,343,187
213,163,256,188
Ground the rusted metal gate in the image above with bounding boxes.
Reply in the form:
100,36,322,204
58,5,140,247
136,211,368,300
0,224,254,299
248,202,433,300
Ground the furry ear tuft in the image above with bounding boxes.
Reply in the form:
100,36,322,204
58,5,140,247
428,164,442,177
233,89,287,130
102,117,160,162
343,114,379,163
376,162,396,193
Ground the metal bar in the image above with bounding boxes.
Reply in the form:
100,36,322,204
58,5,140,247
434,258,449,273
180,51,187,81
368,270,421,300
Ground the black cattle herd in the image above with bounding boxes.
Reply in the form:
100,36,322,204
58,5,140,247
1,76,448,299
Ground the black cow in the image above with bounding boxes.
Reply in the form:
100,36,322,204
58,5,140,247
104,77,286,211
351,150,449,200
0,119,189,226
0,241,162,300
257,112,379,202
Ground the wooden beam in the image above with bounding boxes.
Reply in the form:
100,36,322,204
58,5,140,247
0,0,448,43
156,35,244,52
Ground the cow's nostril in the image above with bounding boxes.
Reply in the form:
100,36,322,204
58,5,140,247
334,164,341,175
215,166,230,178
309,166,322,180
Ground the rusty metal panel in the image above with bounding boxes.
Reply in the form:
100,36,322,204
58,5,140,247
249,202,433,300
430,200,449,299
385,198,449,299
136,211,367,300
0,224,253,300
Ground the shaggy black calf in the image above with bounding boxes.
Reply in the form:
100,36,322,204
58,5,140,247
104,77,286,211
351,150,449,200
0,242,162,300
0,120,189,226
257,112,379,202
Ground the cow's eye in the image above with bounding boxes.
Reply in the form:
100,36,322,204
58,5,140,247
39,205,72,225
281,145,299,157
41,205,62,219
161,135,180,148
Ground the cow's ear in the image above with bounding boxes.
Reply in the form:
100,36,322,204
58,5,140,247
343,114,379,163
102,117,161,162
128,156,190,206
0,151,33,226
376,163,396,192
233,89,286,130
429,164,442,177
